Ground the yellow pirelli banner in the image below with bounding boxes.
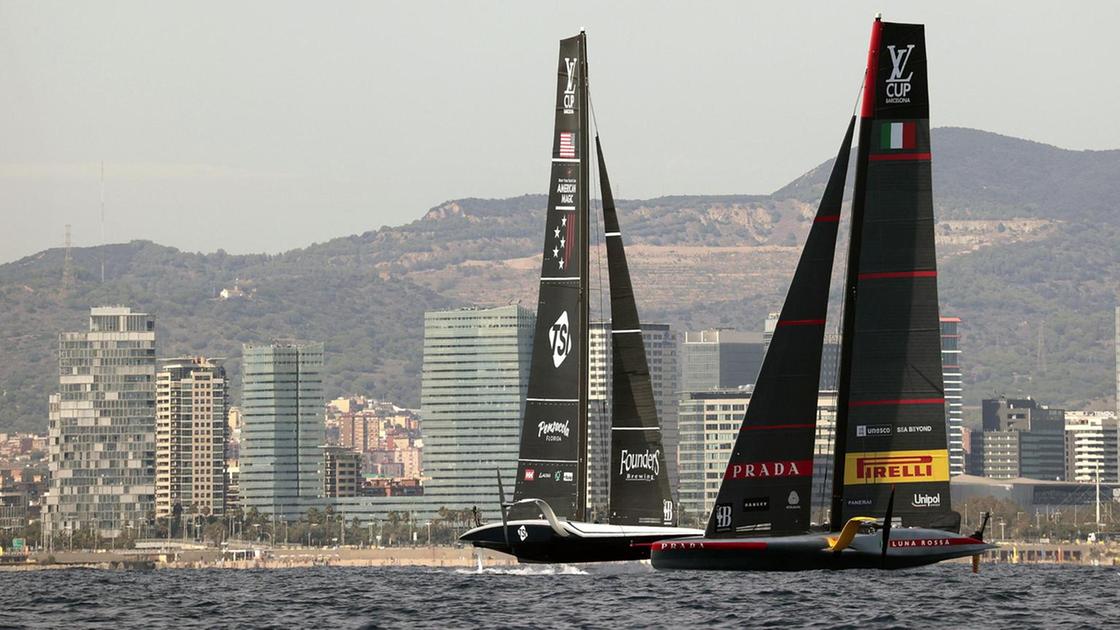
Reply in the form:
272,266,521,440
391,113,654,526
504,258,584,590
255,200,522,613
843,449,949,485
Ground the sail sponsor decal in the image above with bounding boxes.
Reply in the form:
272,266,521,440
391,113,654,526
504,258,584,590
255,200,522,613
884,44,915,103
856,424,892,437
723,459,811,480
619,448,660,481
663,500,674,524
714,503,733,532
523,468,535,481
537,419,571,442
742,497,769,512
549,311,572,367
517,525,529,542
562,56,578,114
880,121,916,149
911,492,941,508
888,537,979,548
549,205,576,272
786,491,800,509
842,449,949,485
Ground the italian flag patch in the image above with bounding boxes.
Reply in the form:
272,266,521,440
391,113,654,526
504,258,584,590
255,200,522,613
881,121,917,150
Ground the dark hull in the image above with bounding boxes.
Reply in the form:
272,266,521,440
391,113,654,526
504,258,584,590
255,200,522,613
461,520,702,564
651,528,994,571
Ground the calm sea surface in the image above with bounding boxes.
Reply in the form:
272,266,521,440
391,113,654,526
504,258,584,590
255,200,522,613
2,562,1117,628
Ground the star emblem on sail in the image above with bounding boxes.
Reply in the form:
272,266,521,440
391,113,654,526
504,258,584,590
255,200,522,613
553,214,574,270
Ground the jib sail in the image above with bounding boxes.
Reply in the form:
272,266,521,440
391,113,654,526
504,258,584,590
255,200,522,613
597,137,677,527
705,118,854,538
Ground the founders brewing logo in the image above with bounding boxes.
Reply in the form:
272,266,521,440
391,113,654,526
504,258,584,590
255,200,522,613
550,311,572,368
619,449,660,481
537,419,570,442
884,44,916,104
563,57,578,114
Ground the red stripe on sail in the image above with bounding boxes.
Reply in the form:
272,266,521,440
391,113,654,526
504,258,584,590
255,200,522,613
739,423,816,431
858,270,937,280
565,217,575,269
814,215,841,223
776,319,826,327
869,152,931,162
849,397,945,408
860,19,883,118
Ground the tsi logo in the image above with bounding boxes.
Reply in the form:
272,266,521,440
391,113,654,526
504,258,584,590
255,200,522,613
517,525,529,542
911,492,941,508
714,503,733,530
550,311,572,368
885,44,916,103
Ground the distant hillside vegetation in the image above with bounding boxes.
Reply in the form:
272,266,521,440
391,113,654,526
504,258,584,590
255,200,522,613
0,127,1116,433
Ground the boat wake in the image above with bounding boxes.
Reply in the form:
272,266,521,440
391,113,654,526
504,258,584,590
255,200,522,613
456,564,589,576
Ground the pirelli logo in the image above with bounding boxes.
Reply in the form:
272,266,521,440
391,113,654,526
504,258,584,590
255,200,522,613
843,449,949,485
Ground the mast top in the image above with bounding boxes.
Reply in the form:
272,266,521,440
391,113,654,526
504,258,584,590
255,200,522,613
874,12,882,21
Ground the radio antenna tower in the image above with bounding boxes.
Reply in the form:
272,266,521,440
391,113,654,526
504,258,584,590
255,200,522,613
61,224,75,296
99,161,105,283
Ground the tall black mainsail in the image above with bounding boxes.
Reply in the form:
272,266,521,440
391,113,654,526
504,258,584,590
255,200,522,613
513,33,591,520
831,19,956,531
596,137,677,527
703,118,855,538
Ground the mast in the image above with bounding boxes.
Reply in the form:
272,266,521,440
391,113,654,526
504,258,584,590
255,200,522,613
512,33,589,520
830,17,956,532
576,30,590,522
598,136,677,527
705,118,854,538
831,16,881,531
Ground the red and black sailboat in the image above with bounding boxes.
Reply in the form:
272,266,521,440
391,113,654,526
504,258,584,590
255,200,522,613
460,31,701,563
650,16,994,571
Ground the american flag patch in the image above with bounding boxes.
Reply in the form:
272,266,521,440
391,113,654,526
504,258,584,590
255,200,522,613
559,132,576,158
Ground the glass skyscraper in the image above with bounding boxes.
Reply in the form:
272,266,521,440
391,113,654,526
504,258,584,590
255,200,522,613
45,306,157,539
420,306,533,519
240,342,324,521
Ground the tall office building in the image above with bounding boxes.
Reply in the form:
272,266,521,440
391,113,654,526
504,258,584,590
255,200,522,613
586,322,678,517
680,329,766,392
240,342,325,521
45,306,156,539
978,396,1066,480
1064,411,1119,483
420,306,533,514
941,317,966,476
155,357,228,520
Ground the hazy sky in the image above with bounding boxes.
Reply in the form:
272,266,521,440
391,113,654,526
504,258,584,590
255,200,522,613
2,1,1118,262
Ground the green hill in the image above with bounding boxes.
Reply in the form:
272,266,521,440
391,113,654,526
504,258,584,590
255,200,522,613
0,127,1116,433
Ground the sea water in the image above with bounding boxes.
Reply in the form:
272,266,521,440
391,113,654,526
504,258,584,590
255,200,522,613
2,562,1117,628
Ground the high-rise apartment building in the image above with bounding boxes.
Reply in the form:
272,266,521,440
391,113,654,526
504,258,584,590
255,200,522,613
45,306,156,539
155,357,228,520
941,316,966,476
420,306,533,517
680,329,766,392
586,322,678,517
240,342,325,521
1064,411,1119,483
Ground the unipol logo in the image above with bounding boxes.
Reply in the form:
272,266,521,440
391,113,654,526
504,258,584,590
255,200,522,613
563,57,578,114
550,311,572,368
884,44,916,103
619,449,661,479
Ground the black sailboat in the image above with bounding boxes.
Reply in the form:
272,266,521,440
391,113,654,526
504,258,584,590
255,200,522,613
650,16,994,571
459,31,701,563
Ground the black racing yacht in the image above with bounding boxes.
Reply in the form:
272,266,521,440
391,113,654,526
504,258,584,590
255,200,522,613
459,31,701,563
651,16,995,571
